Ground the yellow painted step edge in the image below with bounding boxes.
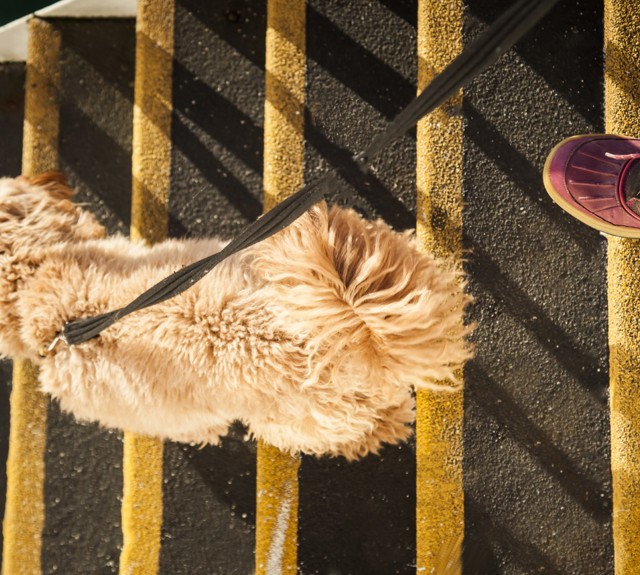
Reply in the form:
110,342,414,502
2,18,61,575
256,1,305,573
604,2,640,574
119,1,174,573
415,1,465,573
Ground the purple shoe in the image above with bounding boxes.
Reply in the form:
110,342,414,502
543,134,640,238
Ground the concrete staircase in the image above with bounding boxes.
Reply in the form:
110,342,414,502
0,0,633,573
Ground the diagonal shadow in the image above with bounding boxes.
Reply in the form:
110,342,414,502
306,4,415,120
464,101,604,254
299,443,416,575
175,0,266,70
376,0,417,27
172,59,263,175
467,361,611,521
305,109,415,230
465,239,608,401
169,113,262,232
466,0,604,127
57,18,136,103
175,424,257,524
464,495,565,575
56,17,135,235
58,100,132,232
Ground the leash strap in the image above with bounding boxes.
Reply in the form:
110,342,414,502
62,0,560,346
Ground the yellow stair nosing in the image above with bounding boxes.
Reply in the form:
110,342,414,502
604,1,640,573
119,1,175,574
255,1,306,573
2,17,61,575
415,1,465,573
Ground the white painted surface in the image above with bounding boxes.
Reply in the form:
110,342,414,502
0,17,30,62
265,481,294,575
37,0,136,17
0,0,137,61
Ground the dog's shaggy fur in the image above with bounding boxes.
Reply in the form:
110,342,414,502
0,173,472,459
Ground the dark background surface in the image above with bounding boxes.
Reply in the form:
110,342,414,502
0,1,54,26
0,1,613,573
462,0,611,573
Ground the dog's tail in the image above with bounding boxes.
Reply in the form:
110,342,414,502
251,202,473,391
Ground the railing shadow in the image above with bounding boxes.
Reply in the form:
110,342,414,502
466,0,603,126
462,1,611,572
299,444,416,575
169,0,266,238
57,19,136,234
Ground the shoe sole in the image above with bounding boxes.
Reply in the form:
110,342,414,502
542,134,640,239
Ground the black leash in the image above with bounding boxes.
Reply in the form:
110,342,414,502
62,0,560,346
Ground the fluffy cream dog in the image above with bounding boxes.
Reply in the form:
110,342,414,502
0,173,472,459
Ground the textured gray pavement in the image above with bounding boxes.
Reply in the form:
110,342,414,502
463,1,611,573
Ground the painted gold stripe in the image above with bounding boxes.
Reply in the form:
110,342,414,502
263,0,306,212
22,18,61,177
119,1,174,573
2,18,61,575
256,1,305,573
256,442,301,575
119,434,164,575
2,362,48,575
415,1,465,573
130,0,175,245
604,2,640,573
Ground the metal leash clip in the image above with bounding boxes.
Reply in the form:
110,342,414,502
38,333,67,358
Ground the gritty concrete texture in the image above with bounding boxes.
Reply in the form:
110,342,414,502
0,3,620,574
130,0,174,244
169,0,266,240
3,360,47,575
462,0,611,573
22,17,60,175
43,417,123,575
119,3,173,573
159,426,256,575
415,0,464,572
120,434,163,575
57,19,135,234
256,442,300,575
304,0,417,232
160,2,265,573
262,0,305,211
605,1,640,573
